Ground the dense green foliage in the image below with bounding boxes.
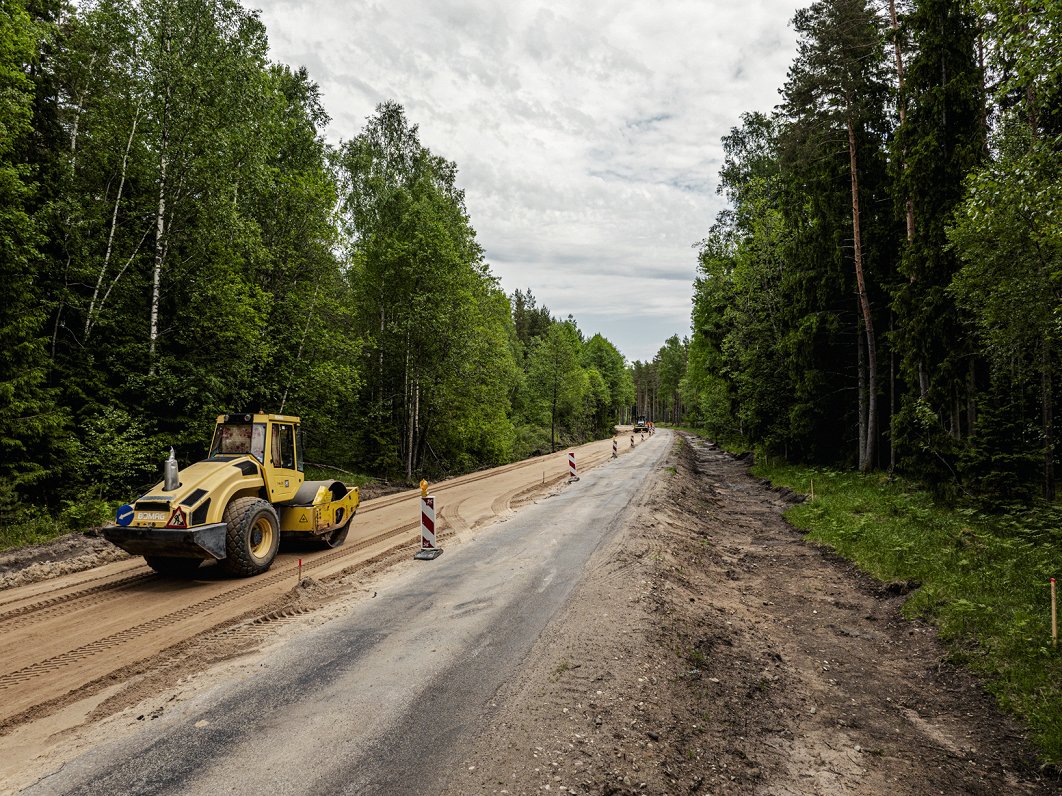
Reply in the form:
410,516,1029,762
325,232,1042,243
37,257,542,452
749,454,1062,765
0,0,64,521
673,0,1061,766
628,336,689,426
683,0,1060,503
0,0,635,543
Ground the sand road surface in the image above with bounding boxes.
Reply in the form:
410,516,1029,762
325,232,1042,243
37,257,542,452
1,430,1055,795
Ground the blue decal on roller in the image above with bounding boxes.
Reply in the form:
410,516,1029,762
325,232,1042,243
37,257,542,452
116,504,134,526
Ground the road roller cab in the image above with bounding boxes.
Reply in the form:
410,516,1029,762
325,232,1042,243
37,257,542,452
102,413,359,577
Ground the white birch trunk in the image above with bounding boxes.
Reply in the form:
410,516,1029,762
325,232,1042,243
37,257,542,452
87,101,141,338
150,74,170,372
404,336,413,480
69,51,98,163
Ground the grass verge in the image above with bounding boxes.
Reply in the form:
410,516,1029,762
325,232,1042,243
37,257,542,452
0,498,121,552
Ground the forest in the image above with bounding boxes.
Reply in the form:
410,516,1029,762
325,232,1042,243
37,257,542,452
0,0,635,535
2,0,1059,539
673,0,1060,506
617,0,1061,763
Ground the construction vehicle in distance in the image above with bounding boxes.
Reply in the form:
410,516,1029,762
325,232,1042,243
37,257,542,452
102,413,359,577
634,416,650,433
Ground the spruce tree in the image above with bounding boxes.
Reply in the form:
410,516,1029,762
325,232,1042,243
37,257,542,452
891,0,985,485
0,0,67,510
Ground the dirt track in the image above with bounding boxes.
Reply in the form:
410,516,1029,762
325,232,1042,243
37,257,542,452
1,431,1057,795
442,433,1056,795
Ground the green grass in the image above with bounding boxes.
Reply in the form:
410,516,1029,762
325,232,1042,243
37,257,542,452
745,456,1062,766
0,510,69,552
303,464,378,488
0,496,122,552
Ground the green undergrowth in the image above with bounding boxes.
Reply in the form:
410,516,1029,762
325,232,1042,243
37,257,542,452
0,498,121,552
743,454,1062,767
303,464,377,488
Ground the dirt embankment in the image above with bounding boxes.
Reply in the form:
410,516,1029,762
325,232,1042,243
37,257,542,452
443,433,1056,796
0,531,130,590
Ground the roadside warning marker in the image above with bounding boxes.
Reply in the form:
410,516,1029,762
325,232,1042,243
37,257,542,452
612,438,618,458
568,451,579,482
414,491,443,560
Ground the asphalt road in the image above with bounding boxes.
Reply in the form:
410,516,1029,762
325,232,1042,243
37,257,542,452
22,432,670,796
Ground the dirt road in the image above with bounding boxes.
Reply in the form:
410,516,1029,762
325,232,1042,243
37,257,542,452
444,434,1055,795
11,428,671,795
0,435,621,784
1,431,1055,794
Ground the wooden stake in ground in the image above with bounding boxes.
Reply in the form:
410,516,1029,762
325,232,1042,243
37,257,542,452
1052,578,1057,649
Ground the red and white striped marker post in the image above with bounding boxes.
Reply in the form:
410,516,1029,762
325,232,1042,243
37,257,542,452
414,479,443,560
612,438,618,458
568,451,579,482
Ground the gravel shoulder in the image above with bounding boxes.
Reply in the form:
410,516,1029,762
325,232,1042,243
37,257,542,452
441,433,1056,796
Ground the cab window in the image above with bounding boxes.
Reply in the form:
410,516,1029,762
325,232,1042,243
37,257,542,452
210,423,265,463
271,424,296,470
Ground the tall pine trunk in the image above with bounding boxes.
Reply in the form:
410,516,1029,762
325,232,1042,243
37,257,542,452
848,113,877,472
858,313,867,471
889,313,896,472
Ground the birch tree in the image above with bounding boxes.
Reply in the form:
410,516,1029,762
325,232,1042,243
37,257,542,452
337,102,518,477
527,321,586,453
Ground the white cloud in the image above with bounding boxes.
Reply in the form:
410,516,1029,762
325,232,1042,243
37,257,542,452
255,0,803,361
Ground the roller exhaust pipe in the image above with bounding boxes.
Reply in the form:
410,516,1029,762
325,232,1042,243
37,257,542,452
164,447,180,491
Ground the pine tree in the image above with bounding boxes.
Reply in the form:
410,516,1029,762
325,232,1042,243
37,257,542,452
781,0,894,471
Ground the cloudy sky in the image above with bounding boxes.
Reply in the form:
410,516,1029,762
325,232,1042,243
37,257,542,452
254,0,804,362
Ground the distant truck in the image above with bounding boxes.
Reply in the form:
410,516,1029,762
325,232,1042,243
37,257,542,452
634,417,650,433
102,413,359,577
